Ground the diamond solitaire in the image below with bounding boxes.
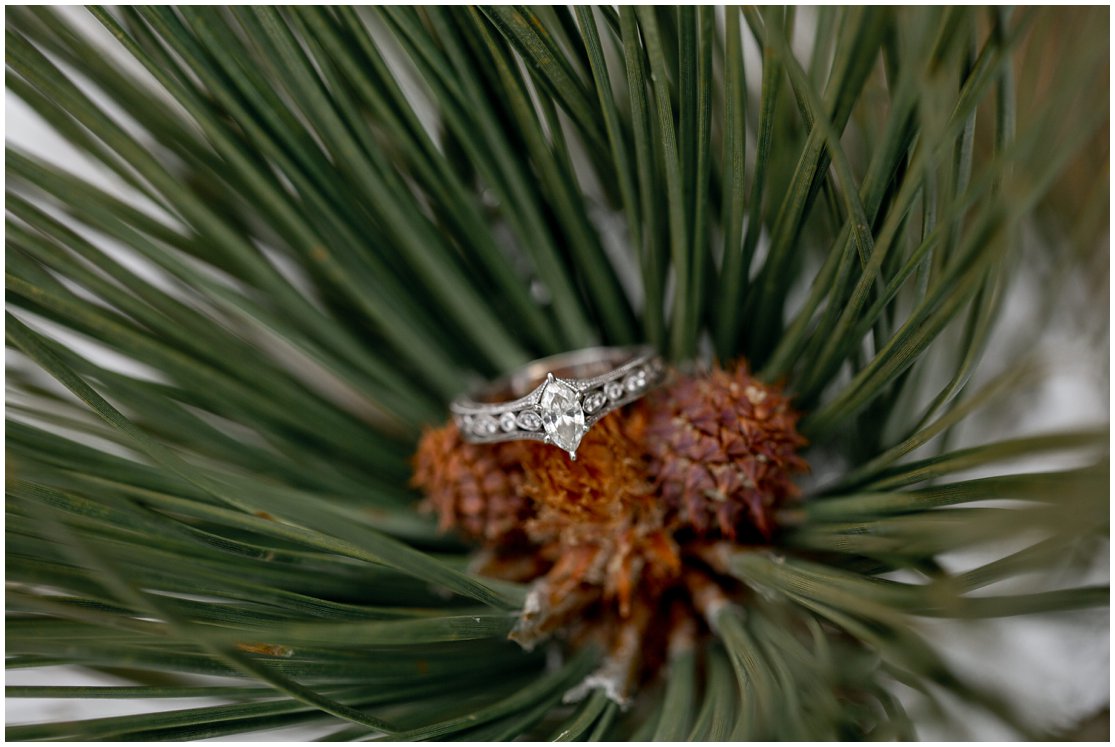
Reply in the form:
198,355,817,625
539,375,586,458
450,346,666,459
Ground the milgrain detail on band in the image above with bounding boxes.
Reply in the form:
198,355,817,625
450,346,666,459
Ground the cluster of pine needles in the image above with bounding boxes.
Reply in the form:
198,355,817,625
5,6,1109,741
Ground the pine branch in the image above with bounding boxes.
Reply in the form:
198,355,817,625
6,6,1108,741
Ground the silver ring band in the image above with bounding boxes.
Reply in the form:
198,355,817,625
450,345,666,459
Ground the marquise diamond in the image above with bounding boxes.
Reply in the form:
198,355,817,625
540,377,585,458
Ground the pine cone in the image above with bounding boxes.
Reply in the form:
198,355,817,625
410,423,534,545
644,362,808,540
518,412,681,619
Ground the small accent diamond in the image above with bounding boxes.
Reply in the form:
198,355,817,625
624,369,648,392
604,381,625,400
499,412,518,432
516,410,543,431
583,391,607,414
473,415,499,436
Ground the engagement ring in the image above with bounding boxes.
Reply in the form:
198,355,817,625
450,346,666,459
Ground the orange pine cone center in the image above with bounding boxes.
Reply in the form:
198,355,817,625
411,359,808,696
